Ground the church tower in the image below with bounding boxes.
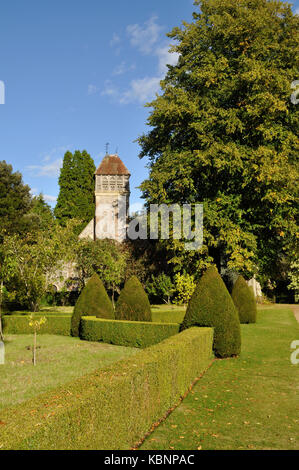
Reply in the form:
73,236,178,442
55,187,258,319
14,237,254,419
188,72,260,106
79,154,130,242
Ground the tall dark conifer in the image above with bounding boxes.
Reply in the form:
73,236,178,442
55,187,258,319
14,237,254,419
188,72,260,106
54,150,95,232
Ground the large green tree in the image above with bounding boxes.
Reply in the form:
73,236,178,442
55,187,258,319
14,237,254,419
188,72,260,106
138,0,299,290
0,161,32,236
2,221,77,312
54,150,96,232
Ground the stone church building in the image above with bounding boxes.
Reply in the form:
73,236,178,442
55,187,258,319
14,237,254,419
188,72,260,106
79,153,131,242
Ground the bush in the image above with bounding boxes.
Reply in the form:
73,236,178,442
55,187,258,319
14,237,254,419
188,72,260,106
181,266,241,358
0,327,213,450
146,273,175,304
174,272,196,305
232,275,257,324
115,276,152,322
71,273,114,337
80,317,179,348
3,315,71,336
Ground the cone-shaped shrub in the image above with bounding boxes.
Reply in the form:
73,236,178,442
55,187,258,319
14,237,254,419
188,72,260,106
181,266,241,358
71,273,114,337
232,275,257,324
115,276,152,322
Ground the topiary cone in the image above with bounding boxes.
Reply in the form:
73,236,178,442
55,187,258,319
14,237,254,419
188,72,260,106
181,266,241,358
115,275,152,322
71,273,114,337
232,275,257,324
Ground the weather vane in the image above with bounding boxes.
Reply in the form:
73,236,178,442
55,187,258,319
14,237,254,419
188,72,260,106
105,142,110,155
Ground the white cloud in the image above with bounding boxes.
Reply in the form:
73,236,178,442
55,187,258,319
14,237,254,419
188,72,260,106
102,16,179,105
120,76,161,104
295,8,299,15
27,146,70,177
118,46,178,104
87,84,98,95
101,80,119,98
29,188,57,203
127,16,162,54
27,158,63,177
113,61,136,76
156,45,179,75
110,33,121,47
43,194,57,203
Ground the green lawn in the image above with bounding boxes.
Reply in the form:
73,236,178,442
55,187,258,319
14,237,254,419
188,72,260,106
7,306,73,316
0,335,137,409
151,304,186,324
8,304,187,324
140,306,299,450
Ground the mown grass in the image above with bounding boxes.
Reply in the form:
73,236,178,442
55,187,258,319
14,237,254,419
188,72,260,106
8,304,187,324
0,335,137,409
151,304,186,324
140,307,299,450
6,306,73,316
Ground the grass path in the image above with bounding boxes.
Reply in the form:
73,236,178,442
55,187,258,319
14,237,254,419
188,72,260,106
140,307,299,450
0,335,137,409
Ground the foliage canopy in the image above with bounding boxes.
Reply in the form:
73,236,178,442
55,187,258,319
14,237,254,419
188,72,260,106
54,150,95,233
138,0,299,291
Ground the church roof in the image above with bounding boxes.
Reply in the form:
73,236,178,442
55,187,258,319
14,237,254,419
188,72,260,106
95,154,130,176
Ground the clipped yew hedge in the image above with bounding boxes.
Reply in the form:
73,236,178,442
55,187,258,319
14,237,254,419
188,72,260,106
232,275,257,324
181,266,241,358
0,327,213,450
2,315,71,336
115,276,152,322
71,273,114,337
80,317,179,348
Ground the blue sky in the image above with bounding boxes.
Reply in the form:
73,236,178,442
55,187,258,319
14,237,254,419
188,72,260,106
0,0,298,212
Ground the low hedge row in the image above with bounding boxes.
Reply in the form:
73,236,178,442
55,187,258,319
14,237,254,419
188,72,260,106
80,317,180,348
152,310,185,324
2,316,71,336
0,326,213,450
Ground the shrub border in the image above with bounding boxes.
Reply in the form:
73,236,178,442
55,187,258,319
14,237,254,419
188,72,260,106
2,315,71,336
80,317,180,348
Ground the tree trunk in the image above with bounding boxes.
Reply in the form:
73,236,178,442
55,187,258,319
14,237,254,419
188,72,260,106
112,288,115,309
